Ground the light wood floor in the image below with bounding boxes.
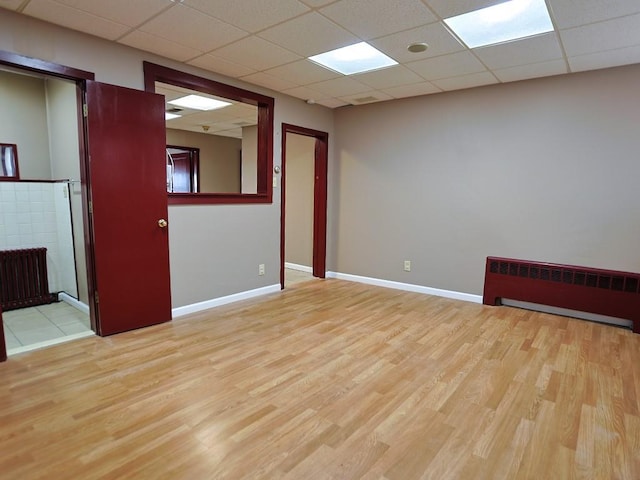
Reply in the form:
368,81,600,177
1,279,639,479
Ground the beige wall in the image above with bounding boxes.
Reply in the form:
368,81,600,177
285,133,315,267
0,9,335,308
0,71,51,179
332,64,640,295
241,125,257,194
166,128,241,193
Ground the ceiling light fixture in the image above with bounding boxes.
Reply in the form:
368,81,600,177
165,112,181,120
407,42,429,53
444,0,554,49
168,94,232,111
308,42,398,75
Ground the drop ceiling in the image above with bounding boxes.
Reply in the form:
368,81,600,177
4,0,640,109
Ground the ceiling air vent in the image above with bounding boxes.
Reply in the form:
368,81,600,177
352,96,378,104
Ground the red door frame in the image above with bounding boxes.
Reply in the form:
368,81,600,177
280,124,329,289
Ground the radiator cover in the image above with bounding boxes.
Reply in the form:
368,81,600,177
483,256,640,334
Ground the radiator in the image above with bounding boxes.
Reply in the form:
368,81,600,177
483,256,640,334
0,248,55,311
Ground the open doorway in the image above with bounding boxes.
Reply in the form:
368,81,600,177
280,124,328,289
0,65,92,354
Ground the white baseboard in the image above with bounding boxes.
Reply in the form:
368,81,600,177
58,292,90,314
285,262,312,273
172,284,281,318
325,271,483,304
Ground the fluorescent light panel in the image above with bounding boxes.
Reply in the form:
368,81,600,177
444,0,554,49
165,112,181,120
309,42,397,75
168,94,231,111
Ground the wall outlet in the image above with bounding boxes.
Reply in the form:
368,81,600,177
404,260,411,272
259,264,265,276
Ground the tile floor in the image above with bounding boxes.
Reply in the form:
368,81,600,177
285,268,316,286
3,301,92,354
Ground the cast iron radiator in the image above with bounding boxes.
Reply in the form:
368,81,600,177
483,256,640,334
0,248,55,311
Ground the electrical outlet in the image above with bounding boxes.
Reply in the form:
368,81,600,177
259,264,265,276
404,260,411,272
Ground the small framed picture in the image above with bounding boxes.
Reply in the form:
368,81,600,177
0,143,19,180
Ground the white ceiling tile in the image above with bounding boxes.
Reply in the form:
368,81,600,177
426,0,506,19
431,71,497,91
119,30,202,62
258,12,359,57
320,0,437,40
139,4,248,52
317,98,350,108
352,65,424,89
187,54,258,78
307,76,371,97
183,0,310,33
211,36,301,71
568,44,640,72
370,23,465,64
560,13,640,57
382,81,442,98
282,85,330,101
548,0,640,30
474,32,563,69
240,72,299,91
406,51,487,80
493,59,568,82
341,90,394,105
23,0,130,40
50,0,173,27
1,0,25,9
264,60,340,86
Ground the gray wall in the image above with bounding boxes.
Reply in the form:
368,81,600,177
0,71,51,179
241,125,257,194
166,128,241,193
0,9,335,309
285,133,315,267
332,64,640,295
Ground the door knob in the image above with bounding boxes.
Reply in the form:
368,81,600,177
158,219,168,228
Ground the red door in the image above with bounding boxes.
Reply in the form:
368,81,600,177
0,305,6,362
86,81,172,336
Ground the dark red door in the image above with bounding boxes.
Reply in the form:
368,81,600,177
86,81,171,336
0,305,6,362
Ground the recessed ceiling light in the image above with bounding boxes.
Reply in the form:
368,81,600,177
165,112,181,120
444,0,554,49
308,42,398,75
168,94,232,111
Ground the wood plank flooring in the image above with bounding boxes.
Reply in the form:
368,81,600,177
1,279,639,479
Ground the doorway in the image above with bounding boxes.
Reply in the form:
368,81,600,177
280,124,328,289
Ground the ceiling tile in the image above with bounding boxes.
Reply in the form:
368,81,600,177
240,72,299,91
432,71,497,91
210,36,301,71
282,85,330,101
406,51,487,80
299,0,337,6
139,4,248,52
316,98,350,108
352,65,424,89
426,0,506,19
560,13,640,57
568,44,640,72
258,12,359,57
548,0,640,30
474,32,563,70
187,54,257,78
119,30,202,62
23,0,130,40
50,0,173,27
1,0,25,9
264,59,340,86
493,59,568,82
183,0,310,33
370,23,465,64
320,0,437,40
382,81,442,98
307,76,371,97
